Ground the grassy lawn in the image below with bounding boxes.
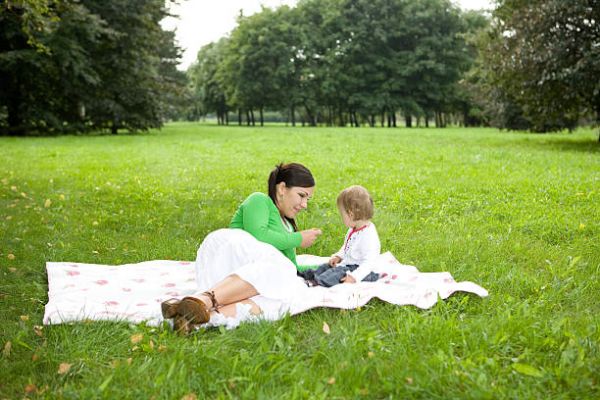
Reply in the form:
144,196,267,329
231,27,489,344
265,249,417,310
1,123,599,398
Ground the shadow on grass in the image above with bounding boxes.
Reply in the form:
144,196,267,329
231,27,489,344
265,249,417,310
491,131,600,154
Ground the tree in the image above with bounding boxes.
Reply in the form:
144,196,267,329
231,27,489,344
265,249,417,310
484,0,600,136
189,39,229,124
0,0,185,135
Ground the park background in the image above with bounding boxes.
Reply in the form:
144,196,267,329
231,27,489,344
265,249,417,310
1,0,599,398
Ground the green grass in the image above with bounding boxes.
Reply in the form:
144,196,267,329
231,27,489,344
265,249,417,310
1,123,599,399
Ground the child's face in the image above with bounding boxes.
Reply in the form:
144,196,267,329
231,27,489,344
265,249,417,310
339,206,354,228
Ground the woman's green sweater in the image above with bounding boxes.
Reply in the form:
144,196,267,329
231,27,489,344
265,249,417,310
229,192,302,268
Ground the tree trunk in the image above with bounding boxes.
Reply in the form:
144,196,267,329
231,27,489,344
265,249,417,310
259,108,264,126
392,112,397,127
238,109,242,126
291,106,296,127
381,112,385,127
369,115,375,127
405,115,412,128
7,95,23,135
225,111,229,125
250,109,255,126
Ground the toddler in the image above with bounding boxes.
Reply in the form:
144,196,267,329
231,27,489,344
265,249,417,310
301,185,381,287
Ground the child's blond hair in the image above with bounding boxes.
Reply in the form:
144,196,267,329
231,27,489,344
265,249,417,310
336,185,374,220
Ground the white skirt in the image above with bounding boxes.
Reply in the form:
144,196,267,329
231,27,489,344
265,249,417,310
195,228,308,320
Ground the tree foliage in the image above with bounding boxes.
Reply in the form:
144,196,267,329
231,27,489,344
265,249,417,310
0,0,184,135
188,0,482,127
483,0,600,133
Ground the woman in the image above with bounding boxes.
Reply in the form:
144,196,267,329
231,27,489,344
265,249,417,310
161,162,322,334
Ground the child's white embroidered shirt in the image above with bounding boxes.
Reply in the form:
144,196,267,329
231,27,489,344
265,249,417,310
333,222,381,281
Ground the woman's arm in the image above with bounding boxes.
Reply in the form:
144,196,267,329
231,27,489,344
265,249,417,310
241,194,302,251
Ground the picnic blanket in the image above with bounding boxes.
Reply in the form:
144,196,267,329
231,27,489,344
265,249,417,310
43,252,488,327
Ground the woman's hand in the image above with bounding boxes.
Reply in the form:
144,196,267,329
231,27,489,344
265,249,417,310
341,274,356,284
300,228,322,248
328,256,342,267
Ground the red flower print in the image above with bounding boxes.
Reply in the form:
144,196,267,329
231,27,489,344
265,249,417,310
95,280,108,285
67,270,80,276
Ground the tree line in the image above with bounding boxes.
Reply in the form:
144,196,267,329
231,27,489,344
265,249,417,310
186,0,598,135
186,0,486,128
1,0,598,136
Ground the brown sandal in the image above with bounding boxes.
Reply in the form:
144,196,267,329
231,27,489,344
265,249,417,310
160,298,180,319
173,315,196,335
176,296,211,325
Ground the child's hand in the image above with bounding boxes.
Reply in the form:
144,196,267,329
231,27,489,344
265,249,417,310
328,256,342,267
341,274,356,284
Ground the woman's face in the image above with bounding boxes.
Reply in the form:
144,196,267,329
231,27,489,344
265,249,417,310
276,183,314,219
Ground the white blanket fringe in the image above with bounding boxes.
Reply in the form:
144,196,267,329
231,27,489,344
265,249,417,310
43,252,488,328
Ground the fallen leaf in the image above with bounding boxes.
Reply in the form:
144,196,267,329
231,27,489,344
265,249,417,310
322,322,331,334
2,341,11,357
327,377,336,385
10,185,17,192
158,344,167,352
32,354,39,361
148,340,155,349
126,358,132,365
34,325,44,337
7,253,15,260
92,221,99,226
9,267,17,273
20,315,29,321
181,394,197,400
44,199,52,208
405,377,414,384
5,215,12,220
130,333,143,344
20,192,27,198
1,178,7,185
367,351,374,358
579,223,585,230
58,362,72,375
24,384,38,394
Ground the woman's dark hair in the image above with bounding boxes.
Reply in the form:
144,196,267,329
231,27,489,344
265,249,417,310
268,162,315,231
